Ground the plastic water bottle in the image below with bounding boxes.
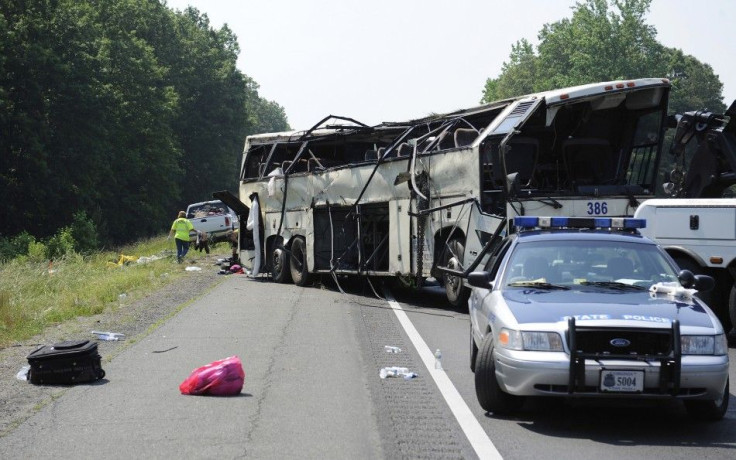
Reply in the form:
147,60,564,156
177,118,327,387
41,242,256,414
384,345,402,353
434,349,442,370
379,367,410,379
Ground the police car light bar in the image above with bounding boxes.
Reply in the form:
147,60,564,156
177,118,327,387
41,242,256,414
513,216,646,230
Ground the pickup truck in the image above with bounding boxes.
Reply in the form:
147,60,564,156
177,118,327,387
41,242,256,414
186,200,236,243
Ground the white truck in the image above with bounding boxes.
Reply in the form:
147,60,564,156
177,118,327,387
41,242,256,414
634,198,736,337
635,100,736,339
185,200,237,243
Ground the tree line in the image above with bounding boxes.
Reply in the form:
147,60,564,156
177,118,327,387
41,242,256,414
1,0,728,259
481,0,726,114
0,0,289,254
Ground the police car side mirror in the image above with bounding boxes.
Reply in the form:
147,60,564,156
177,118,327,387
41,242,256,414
693,274,715,292
677,269,715,292
678,269,695,288
467,271,494,289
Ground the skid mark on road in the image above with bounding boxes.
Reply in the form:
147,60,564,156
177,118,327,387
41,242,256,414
387,295,503,460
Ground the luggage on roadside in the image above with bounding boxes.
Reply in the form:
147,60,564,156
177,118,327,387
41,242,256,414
179,355,244,396
26,339,106,385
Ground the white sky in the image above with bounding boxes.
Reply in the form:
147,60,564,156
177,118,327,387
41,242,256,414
164,0,735,130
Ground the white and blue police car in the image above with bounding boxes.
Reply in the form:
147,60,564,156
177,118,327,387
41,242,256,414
467,216,730,420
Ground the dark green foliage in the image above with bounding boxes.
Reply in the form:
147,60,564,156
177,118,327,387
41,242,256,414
70,211,99,254
481,0,725,114
0,0,288,249
0,232,36,262
45,227,75,260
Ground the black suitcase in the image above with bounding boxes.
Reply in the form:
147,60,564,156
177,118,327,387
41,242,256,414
26,339,106,385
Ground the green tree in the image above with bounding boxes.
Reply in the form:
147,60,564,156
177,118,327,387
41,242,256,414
0,0,289,247
243,76,290,136
481,0,725,114
165,8,247,200
482,39,538,102
665,48,726,114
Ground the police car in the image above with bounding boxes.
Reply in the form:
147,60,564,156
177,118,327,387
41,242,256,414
467,216,730,420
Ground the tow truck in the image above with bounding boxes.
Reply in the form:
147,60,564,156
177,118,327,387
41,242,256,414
635,100,736,338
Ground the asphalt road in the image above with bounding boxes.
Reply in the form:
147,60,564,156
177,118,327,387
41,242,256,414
2,276,735,459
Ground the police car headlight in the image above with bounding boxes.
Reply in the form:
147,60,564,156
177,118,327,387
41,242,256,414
498,328,523,350
681,334,728,355
522,331,563,351
498,328,562,351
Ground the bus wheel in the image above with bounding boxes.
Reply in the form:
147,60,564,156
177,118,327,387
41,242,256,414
290,237,312,286
272,245,292,284
727,284,736,340
443,238,470,308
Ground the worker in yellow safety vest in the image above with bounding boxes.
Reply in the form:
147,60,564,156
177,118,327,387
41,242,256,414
169,211,194,263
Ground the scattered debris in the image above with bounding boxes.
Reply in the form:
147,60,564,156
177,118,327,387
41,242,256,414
16,365,30,381
92,331,125,341
179,356,244,396
137,254,163,264
379,367,417,380
384,345,402,353
27,340,105,385
185,266,202,272
649,282,696,300
152,346,178,354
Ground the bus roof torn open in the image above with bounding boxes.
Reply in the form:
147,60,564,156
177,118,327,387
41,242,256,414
227,78,672,306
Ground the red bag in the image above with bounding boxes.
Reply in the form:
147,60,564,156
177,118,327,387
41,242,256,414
179,356,245,396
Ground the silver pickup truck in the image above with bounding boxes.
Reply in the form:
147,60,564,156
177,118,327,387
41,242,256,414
186,200,237,243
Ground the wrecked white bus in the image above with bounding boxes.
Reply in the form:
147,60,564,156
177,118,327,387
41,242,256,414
218,78,672,306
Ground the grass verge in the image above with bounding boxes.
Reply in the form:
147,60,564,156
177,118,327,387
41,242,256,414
0,235,206,347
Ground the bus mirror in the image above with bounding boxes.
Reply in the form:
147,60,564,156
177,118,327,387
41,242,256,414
693,274,715,293
505,172,520,197
665,114,680,129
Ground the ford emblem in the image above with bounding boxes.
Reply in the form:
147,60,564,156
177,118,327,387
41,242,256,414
610,338,631,347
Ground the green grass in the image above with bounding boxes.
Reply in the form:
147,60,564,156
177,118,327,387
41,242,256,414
0,235,206,347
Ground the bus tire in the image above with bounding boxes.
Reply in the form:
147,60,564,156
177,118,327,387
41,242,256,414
727,284,736,339
272,245,292,284
290,237,312,286
443,238,470,308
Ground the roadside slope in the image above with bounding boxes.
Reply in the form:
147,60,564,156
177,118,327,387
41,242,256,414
0,252,226,437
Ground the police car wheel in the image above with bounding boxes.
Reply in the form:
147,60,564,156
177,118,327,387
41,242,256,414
443,239,470,308
684,378,729,421
469,323,478,373
290,237,312,287
475,333,524,414
272,246,292,284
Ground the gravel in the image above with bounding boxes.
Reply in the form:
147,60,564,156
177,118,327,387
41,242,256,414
0,252,228,437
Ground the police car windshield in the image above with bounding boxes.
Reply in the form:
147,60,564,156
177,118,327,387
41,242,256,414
502,239,679,289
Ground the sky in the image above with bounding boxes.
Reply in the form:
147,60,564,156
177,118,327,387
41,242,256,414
164,0,736,131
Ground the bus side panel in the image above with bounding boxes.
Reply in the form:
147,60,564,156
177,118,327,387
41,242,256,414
306,208,315,272
389,199,411,274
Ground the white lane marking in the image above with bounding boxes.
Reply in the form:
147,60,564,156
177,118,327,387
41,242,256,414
387,296,503,460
